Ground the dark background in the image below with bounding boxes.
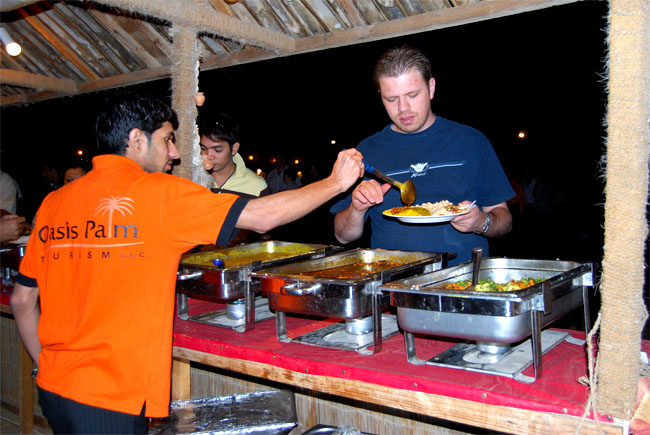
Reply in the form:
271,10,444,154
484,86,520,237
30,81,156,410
1,1,609,263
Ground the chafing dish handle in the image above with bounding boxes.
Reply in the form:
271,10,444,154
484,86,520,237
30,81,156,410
280,283,322,296
177,270,203,281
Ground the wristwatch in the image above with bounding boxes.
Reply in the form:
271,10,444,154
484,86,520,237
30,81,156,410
31,367,38,379
475,212,491,235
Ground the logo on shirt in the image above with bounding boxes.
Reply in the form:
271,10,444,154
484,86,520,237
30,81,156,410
95,196,135,239
386,161,465,179
37,196,139,242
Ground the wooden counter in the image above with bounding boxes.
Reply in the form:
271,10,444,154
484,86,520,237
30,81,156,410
2,292,638,434
172,300,637,434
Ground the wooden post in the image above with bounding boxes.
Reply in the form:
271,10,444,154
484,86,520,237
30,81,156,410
598,0,650,419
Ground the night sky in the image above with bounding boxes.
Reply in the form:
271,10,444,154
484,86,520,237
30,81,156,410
0,1,610,261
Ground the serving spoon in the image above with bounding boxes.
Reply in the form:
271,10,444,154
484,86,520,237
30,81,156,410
364,162,417,206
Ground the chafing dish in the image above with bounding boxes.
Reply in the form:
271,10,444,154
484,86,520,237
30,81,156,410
176,241,340,332
251,249,446,354
380,255,593,382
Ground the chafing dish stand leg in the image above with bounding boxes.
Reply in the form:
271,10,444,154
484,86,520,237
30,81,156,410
404,332,426,365
530,309,543,380
368,291,383,355
276,311,290,343
243,280,255,332
177,293,189,320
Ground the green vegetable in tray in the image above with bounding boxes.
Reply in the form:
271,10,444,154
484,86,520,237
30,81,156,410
445,277,545,292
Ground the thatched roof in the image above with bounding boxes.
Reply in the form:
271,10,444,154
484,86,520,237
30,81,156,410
0,0,579,106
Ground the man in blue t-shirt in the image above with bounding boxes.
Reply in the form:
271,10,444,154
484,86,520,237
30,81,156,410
331,45,514,265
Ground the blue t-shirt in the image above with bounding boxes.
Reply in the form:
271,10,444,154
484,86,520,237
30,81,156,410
331,116,514,265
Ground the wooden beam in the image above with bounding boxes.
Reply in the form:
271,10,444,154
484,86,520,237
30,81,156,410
92,0,295,53
295,0,581,54
0,68,77,93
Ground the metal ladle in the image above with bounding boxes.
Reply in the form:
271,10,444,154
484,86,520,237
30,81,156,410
466,247,483,292
364,162,417,206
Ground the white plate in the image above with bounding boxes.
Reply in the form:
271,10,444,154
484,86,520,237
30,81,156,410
383,208,470,224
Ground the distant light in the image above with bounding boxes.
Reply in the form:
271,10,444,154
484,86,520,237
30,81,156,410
0,27,21,57
330,139,336,145
270,157,277,164
76,149,84,156
256,169,262,175
297,171,303,179
247,154,254,161
293,159,299,165
517,130,528,140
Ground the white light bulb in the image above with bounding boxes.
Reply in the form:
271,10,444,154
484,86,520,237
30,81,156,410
6,42,21,56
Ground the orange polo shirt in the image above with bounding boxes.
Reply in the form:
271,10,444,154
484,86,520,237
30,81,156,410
18,155,247,417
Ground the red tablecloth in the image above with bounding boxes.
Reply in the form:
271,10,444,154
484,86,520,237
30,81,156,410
174,300,642,423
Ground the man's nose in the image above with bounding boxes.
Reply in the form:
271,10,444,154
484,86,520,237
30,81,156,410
169,142,180,159
397,97,409,112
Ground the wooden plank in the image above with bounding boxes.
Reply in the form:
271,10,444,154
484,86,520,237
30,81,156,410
295,0,580,53
207,0,237,18
173,346,626,435
88,10,164,69
336,0,369,27
32,2,116,77
171,357,191,401
17,5,100,80
77,64,171,92
53,2,132,74
0,68,77,93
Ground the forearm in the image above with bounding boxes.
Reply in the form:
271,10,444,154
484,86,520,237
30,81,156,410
10,283,42,364
237,176,344,233
478,206,512,238
334,205,366,244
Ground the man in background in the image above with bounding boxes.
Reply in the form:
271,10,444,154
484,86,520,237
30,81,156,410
198,111,268,198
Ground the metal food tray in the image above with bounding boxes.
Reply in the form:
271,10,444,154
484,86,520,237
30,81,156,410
175,241,341,332
251,248,445,354
176,241,340,301
253,248,444,318
380,257,594,381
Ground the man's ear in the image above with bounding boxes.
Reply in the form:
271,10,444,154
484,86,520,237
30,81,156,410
127,128,144,154
428,77,436,100
231,142,240,156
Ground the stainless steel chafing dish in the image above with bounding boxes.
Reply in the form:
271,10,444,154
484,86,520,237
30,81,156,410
380,253,593,382
176,241,341,332
251,249,446,355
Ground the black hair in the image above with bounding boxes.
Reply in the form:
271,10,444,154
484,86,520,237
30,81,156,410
95,92,178,156
373,45,432,89
197,111,240,148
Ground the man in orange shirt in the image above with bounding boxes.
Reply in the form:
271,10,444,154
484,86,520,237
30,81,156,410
10,93,364,434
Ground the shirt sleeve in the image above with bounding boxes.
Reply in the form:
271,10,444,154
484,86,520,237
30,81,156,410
159,176,248,248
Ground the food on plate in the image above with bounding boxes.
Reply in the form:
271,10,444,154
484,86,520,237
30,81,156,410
385,200,468,217
384,206,431,216
444,277,546,292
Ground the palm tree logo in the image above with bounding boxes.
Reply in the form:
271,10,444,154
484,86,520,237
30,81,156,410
95,196,135,239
